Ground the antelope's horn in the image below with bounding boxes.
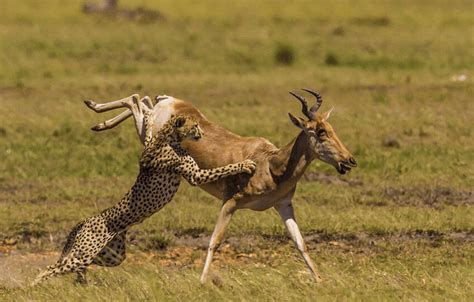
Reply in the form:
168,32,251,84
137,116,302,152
289,91,315,120
302,88,323,113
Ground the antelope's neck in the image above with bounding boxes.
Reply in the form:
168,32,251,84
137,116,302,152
269,131,315,186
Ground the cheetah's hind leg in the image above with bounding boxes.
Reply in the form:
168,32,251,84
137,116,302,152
92,231,127,267
33,218,115,285
32,255,88,286
75,270,87,285
31,221,85,286
32,264,56,286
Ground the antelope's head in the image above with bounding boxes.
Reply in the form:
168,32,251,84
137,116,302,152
288,89,357,174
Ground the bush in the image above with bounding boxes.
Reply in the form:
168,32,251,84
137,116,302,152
274,43,295,66
325,51,339,66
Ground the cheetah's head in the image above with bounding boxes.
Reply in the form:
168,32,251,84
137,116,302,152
171,115,203,141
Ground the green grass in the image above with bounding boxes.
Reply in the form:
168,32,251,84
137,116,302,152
0,0,473,300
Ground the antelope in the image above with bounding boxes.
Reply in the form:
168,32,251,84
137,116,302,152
84,89,357,283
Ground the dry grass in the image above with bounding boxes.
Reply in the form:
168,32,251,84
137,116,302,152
0,0,473,300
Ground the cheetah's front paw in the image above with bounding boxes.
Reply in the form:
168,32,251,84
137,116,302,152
240,159,257,174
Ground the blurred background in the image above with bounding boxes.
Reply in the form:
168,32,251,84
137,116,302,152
0,0,473,300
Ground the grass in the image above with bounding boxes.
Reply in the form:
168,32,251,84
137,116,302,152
0,0,473,301
3,241,473,301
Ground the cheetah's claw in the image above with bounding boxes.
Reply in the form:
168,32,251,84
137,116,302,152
240,159,257,174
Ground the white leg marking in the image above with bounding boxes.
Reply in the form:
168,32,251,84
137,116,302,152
275,191,323,282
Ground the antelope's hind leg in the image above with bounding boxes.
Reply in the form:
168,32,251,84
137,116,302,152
88,95,154,142
84,94,140,113
91,109,133,131
121,95,154,141
90,95,156,132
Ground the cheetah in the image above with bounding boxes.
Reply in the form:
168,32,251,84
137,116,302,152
33,104,256,285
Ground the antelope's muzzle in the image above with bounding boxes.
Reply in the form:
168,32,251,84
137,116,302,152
337,157,357,174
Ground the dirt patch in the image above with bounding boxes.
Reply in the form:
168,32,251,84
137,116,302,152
83,0,165,23
3,229,472,258
381,137,401,148
303,171,363,186
0,178,58,204
351,16,390,27
0,177,123,205
156,231,474,263
174,227,209,238
382,186,473,207
196,230,474,257
304,229,474,246
0,178,39,202
0,252,59,288
0,86,34,97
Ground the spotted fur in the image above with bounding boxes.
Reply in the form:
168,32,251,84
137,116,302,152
33,111,256,285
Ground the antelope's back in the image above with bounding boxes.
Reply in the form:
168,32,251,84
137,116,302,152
159,97,277,200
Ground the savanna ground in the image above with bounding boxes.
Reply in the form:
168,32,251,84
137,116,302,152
0,0,473,301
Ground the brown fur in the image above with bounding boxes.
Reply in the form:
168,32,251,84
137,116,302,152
85,91,356,283
173,99,354,209
33,111,256,285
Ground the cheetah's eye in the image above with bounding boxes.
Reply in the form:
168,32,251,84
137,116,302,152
174,117,186,128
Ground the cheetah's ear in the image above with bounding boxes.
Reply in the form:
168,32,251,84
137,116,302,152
174,116,186,128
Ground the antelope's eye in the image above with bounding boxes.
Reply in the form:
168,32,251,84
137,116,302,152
317,129,327,137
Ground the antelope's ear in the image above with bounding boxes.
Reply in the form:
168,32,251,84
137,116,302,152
288,113,306,129
174,116,186,128
322,107,334,120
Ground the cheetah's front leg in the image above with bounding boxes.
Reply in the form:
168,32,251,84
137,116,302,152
142,108,154,147
176,157,256,186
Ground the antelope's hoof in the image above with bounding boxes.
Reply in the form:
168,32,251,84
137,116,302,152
91,123,105,131
210,273,224,287
84,99,97,109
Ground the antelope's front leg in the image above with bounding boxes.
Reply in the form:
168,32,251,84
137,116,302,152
201,199,237,284
275,193,323,282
